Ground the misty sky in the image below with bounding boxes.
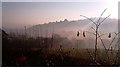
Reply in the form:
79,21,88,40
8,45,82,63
2,0,119,29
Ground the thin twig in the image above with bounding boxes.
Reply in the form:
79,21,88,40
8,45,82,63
86,49,100,65
80,15,97,25
98,14,111,26
97,9,107,24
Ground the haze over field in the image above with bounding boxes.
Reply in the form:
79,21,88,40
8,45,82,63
2,18,118,49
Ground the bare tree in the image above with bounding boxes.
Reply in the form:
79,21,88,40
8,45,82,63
80,8,111,62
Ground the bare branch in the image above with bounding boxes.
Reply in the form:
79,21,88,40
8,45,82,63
80,15,97,25
90,26,108,53
97,9,107,24
86,49,100,65
85,31,96,35
103,32,119,62
91,27,96,31
98,14,111,26
108,32,120,50
114,37,120,50
90,26,107,50
99,32,115,37
97,33,107,50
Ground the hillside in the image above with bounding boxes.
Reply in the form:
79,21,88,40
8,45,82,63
27,18,118,38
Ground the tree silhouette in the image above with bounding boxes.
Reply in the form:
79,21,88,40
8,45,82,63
80,8,111,63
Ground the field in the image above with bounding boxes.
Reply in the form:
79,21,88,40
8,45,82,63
3,47,119,66
2,29,120,66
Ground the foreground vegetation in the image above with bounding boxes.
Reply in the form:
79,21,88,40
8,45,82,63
1,29,120,66
3,47,119,66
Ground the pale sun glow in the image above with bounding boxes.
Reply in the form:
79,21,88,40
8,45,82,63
105,0,120,18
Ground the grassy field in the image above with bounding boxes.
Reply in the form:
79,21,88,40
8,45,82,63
2,47,119,66
2,30,120,66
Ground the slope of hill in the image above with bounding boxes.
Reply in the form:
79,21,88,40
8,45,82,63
2,18,118,49
27,18,118,39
